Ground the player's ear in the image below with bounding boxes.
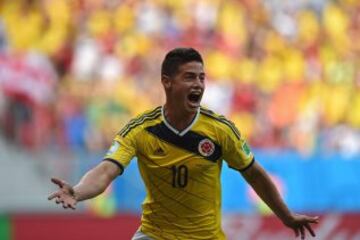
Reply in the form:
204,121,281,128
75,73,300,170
161,74,172,90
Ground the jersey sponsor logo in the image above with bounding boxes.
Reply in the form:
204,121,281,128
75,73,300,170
154,147,166,156
198,139,215,157
107,141,120,155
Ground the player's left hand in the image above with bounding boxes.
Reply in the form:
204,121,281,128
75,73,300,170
283,213,319,239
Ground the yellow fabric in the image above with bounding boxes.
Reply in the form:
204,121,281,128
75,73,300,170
282,48,305,82
37,0,71,54
322,84,352,125
256,56,284,93
346,90,360,128
205,51,233,80
230,112,255,140
104,106,254,240
233,58,257,84
114,4,135,34
323,3,350,52
323,4,348,39
87,9,112,37
297,10,320,45
1,2,43,51
217,1,247,46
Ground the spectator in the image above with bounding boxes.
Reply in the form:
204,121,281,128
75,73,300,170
0,0,359,155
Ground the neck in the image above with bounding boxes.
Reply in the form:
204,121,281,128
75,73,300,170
163,103,197,131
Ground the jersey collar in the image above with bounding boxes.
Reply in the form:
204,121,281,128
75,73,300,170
161,106,200,137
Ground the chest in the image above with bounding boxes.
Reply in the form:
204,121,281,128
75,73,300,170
137,122,222,174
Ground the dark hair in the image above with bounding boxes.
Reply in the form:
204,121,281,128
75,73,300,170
161,47,203,77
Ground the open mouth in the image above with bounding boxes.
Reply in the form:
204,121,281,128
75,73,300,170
187,92,202,107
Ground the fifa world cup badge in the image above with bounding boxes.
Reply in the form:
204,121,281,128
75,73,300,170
107,141,120,155
242,141,251,157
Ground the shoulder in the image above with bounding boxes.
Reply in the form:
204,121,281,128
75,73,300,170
134,106,162,120
199,106,241,140
118,106,162,137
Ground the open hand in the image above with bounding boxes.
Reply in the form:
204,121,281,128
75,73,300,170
48,177,77,210
283,213,319,239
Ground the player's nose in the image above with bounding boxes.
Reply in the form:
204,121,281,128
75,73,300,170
193,76,204,88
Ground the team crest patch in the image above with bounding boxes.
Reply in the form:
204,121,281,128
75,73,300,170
198,139,215,157
107,141,120,155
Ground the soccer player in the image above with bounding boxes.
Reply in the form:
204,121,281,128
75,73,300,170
48,48,319,240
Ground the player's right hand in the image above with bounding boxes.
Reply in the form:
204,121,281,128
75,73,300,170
48,177,77,210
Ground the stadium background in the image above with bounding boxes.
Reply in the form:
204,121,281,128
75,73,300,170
0,0,360,239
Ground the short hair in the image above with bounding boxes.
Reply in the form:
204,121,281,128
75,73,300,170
161,47,204,77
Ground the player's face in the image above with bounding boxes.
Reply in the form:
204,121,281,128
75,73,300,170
163,61,205,114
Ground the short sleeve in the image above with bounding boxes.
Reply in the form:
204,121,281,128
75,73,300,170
103,131,137,174
222,133,255,172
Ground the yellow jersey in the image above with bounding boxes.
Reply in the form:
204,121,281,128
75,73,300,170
104,106,254,240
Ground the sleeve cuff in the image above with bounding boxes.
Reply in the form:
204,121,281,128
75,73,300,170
103,158,124,175
228,157,255,172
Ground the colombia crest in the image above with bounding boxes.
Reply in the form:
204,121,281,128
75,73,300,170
198,139,215,157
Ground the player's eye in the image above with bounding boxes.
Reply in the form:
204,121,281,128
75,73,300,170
184,74,196,80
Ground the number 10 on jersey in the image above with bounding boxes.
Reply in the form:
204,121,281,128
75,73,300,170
171,165,188,188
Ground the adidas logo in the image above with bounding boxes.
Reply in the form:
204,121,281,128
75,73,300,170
154,147,165,155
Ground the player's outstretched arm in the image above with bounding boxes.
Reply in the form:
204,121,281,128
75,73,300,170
241,161,319,239
48,161,121,209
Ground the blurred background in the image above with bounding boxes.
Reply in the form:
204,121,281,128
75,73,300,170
0,0,360,239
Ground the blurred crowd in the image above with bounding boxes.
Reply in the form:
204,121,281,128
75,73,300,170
0,0,360,156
